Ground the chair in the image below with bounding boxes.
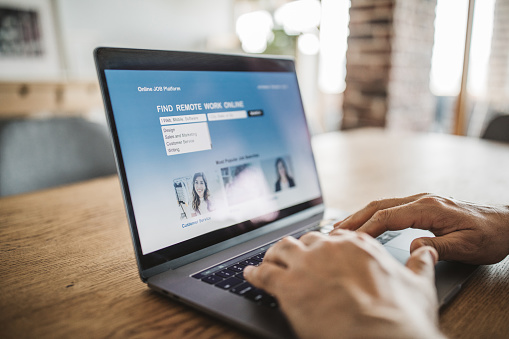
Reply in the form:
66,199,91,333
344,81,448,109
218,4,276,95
0,117,117,197
481,114,509,143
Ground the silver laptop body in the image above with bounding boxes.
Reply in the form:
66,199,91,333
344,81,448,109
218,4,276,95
95,47,477,339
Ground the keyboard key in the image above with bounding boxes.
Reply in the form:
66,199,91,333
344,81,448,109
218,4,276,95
244,289,265,302
202,275,223,284
243,288,278,308
227,264,245,273
236,272,245,280
249,255,263,263
259,294,278,308
215,269,235,278
215,277,243,290
245,288,271,303
192,263,229,279
376,231,401,245
240,259,259,266
230,282,255,295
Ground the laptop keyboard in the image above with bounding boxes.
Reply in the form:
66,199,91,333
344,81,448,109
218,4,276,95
192,241,278,308
376,231,401,244
191,228,401,309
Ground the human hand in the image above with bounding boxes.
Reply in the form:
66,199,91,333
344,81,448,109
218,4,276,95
244,231,443,339
333,193,509,265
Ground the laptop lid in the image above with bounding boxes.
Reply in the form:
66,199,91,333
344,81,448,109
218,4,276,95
94,48,323,280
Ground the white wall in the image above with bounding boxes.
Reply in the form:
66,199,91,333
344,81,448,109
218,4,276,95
55,0,234,79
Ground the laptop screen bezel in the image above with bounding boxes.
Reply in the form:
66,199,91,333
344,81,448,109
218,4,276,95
94,47,323,279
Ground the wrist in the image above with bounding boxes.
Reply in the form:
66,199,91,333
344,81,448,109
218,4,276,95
345,307,444,339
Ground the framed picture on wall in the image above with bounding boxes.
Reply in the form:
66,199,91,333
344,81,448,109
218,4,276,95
0,0,62,80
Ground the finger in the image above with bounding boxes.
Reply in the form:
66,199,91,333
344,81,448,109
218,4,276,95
244,263,286,295
328,230,386,260
329,227,377,244
329,228,356,237
356,199,438,237
299,231,326,246
411,235,465,263
334,194,427,231
333,215,351,228
264,236,304,268
405,246,438,280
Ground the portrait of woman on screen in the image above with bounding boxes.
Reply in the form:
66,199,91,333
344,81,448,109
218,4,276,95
275,158,295,192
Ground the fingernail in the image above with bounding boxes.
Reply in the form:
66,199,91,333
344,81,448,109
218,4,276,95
244,265,254,277
420,246,438,263
426,247,439,263
334,218,348,227
330,228,350,236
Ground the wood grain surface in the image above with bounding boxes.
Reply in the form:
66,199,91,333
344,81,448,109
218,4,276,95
1,128,508,338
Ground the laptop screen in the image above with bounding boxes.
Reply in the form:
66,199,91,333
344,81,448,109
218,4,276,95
98,50,322,271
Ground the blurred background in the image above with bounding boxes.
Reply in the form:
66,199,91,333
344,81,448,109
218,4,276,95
1,0,508,196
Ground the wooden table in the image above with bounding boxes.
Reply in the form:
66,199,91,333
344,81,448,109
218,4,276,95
1,128,508,338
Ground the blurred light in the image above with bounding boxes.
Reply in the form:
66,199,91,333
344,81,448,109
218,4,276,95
298,33,320,55
430,0,469,96
468,0,496,97
274,0,321,35
318,0,349,93
430,0,496,97
236,11,273,53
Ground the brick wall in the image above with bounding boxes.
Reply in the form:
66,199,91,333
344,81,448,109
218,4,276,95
342,0,437,130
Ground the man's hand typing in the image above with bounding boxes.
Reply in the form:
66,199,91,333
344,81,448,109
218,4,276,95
244,231,444,339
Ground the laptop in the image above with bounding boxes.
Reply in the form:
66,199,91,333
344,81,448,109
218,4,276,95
94,47,477,339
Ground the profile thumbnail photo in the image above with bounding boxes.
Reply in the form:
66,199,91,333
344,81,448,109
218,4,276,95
261,156,296,193
173,172,223,220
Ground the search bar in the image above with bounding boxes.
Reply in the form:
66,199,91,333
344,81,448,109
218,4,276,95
207,110,248,121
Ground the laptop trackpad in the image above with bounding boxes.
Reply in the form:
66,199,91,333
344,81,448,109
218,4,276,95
386,229,433,249
383,230,478,306
384,246,411,264
383,229,434,264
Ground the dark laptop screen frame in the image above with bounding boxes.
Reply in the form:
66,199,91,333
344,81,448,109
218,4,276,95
94,47,323,278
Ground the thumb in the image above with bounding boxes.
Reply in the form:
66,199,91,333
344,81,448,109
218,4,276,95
411,236,451,261
405,246,438,279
